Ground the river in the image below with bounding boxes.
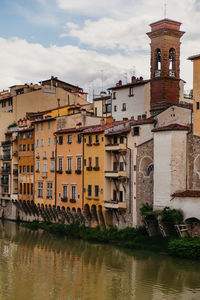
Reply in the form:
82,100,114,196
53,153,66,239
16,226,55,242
0,221,200,300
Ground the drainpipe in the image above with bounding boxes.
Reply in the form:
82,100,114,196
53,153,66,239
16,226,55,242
82,133,85,211
54,133,57,207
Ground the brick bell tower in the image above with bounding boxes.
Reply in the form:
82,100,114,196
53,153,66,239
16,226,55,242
147,19,185,115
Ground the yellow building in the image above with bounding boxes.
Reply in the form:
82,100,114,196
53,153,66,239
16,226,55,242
188,54,200,136
55,127,84,212
18,127,34,202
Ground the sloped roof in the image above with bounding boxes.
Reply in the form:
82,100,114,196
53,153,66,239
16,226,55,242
152,123,190,132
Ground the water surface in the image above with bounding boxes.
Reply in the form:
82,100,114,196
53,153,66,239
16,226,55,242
0,221,200,300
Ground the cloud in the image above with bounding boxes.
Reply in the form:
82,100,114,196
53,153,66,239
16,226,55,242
0,37,150,98
61,17,151,54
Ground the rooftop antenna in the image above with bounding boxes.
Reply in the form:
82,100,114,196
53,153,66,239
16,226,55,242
164,0,167,18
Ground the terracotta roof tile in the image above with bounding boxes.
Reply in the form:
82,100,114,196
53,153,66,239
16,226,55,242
172,190,200,197
83,120,130,134
152,123,190,132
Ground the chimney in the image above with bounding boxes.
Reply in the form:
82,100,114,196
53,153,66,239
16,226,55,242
138,115,141,120
123,117,128,121
131,76,136,83
140,76,143,81
131,116,135,120
116,80,122,86
100,118,105,125
142,114,146,120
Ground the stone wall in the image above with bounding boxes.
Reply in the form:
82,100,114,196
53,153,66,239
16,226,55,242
136,139,154,226
187,133,200,190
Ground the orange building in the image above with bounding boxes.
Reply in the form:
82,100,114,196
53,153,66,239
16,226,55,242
55,127,84,211
18,127,34,202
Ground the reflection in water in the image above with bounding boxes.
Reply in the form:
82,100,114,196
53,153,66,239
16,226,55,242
0,221,200,300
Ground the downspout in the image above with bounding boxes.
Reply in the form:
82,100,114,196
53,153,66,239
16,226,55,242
82,133,84,211
54,133,57,207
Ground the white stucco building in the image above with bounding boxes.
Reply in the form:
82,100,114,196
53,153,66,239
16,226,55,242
108,77,150,121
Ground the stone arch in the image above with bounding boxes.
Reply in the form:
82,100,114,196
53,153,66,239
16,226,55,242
194,154,200,179
155,48,161,72
169,48,176,73
139,156,153,177
72,207,76,213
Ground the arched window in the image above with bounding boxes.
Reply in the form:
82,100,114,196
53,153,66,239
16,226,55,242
139,156,154,177
169,48,176,76
155,49,161,77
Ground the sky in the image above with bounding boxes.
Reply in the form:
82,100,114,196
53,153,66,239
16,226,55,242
0,0,199,99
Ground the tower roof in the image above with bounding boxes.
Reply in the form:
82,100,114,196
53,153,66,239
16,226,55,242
147,18,185,38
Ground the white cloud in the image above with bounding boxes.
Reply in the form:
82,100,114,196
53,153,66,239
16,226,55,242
0,37,150,98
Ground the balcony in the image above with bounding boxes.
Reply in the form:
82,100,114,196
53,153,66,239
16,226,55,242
105,144,127,152
13,169,18,176
104,201,127,209
41,172,48,178
1,167,11,174
105,170,126,178
1,155,11,161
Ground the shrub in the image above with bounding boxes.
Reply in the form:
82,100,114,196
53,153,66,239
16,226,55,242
168,238,200,259
140,203,153,216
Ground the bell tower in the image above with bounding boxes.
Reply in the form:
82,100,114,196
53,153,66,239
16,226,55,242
147,19,185,115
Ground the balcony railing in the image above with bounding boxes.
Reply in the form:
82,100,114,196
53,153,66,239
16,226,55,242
105,170,127,178
105,144,127,152
104,201,127,209
1,155,11,161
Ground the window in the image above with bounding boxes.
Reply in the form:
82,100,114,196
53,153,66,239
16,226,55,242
36,123,39,131
133,127,140,136
119,162,124,171
95,185,99,198
48,121,51,129
113,92,116,99
95,157,99,167
41,123,44,131
113,190,117,201
120,136,124,144
71,185,76,200
19,144,22,151
113,136,118,144
31,184,33,195
41,138,44,147
36,139,39,148
31,144,34,151
63,185,68,198
43,151,47,159
20,183,22,194
37,181,43,198
27,183,30,195
197,102,200,110
23,144,26,151
36,161,40,172
23,166,26,173
27,144,30,151
51,151,55,159
23,134,26,140
88,185,92,197
51,160,55,171
77,134,82,143
19,166,22,174
2,100,6,108
155,48,161,73
47,182,53,199
129,87,134,97
58,136,63,145
27,166,30,173
43,160,47,172
68,135,72,144
88,157,92,167
119,191,123,202
122,103,126,111
48,137,51,146
77,156,82,170
95,107,97,116
58,157,63,171
95,135,99,144
24,183,26,194
88,135,92,145
31,166,34,173
67,157,72,170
